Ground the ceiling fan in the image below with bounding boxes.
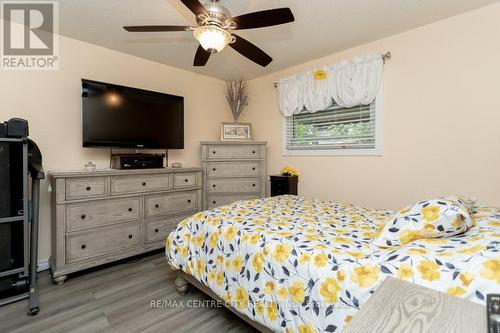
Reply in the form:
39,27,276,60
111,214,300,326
123,0,294,67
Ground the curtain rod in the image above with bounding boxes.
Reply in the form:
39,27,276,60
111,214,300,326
273,51,391,88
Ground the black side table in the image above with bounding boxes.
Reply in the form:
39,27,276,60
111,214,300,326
270,175,298,196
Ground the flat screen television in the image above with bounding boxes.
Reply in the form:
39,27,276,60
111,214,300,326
82,79,184,149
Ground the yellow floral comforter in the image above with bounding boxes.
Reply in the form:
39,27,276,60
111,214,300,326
166,195,500,333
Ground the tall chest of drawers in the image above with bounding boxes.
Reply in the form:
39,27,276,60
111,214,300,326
49,168,202,285
201,141,267,210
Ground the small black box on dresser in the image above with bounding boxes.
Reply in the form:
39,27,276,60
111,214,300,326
270,175,298,196
110,154,164,170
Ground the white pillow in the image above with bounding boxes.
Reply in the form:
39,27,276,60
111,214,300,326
373,196,475,248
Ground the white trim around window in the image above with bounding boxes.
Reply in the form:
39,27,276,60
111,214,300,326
281,86,383,156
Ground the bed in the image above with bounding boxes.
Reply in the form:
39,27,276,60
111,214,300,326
166,195,500,333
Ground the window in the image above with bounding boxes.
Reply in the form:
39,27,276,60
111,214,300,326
282,98,382,155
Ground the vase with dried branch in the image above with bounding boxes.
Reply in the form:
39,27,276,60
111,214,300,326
225,79,249,123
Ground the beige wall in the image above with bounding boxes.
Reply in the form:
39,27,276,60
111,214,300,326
242,3,500,210
0,33,230,262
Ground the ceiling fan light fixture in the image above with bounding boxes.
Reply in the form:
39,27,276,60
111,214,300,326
123,1,295,67
193,25,232,53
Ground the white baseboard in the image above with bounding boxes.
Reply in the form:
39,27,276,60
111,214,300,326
38,259,49,272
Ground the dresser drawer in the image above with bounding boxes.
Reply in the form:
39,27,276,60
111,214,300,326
110,174,171,195
206,145,263,160
66,197,142,232
66,222,141,263
173,172,197,189
145,191,198,218
206,161,261,178
206,194,259,210
145,213,193,244
66,177,108,200
207,178,261,193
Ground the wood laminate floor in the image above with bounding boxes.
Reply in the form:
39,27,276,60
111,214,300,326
0,251,257,333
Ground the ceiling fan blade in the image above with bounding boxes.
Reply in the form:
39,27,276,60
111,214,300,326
123,25,189,32
193,45,211,66
180,0,208,16
232,8,294,30
229,34,272,67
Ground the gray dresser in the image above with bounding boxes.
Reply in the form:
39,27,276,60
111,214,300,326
201,141,267,210
49,168,202,285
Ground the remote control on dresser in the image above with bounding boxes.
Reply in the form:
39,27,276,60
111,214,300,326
488,294,500,333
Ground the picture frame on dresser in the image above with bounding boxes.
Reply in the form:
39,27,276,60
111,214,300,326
48,168,203,285
220,122,253,141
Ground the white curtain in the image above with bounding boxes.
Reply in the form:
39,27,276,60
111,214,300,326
276,53,383,116
276,77,305,117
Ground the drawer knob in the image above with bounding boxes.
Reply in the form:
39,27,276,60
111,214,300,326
142,182,146,186
252,167,256,170
213,201,216,204
212,168,216,171
155,204,159,208
128,208,133,212
184,179,189,183
86,186,91,191
252,150,256,154
128,234,133,239
81,244,86,249
212,184,216,188
213,151,216,154
155,228,159,233
187,199,191,203
80,214,86,220
252,184,256,187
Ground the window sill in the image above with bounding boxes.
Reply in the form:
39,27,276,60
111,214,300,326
282,148,383,156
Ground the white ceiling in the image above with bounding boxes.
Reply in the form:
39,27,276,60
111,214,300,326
58,0,497,80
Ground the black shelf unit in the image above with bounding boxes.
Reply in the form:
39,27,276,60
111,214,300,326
0,135,42,315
